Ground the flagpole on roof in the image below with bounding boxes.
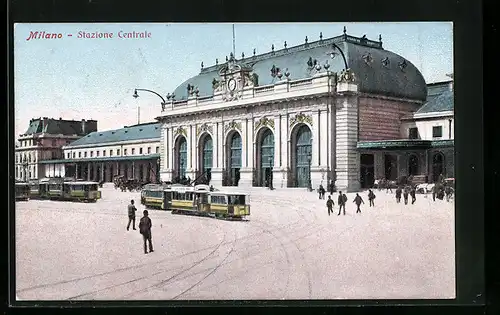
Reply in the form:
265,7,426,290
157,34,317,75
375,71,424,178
232,24,236,58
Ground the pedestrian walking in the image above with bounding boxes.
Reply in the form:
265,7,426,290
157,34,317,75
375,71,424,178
326,195,334,216
139,210,154,254
410,186,416,204
127,199,137,231
337,191,346,215
329,181,335,195
318,185,326,199
368,189,376,207
395,186,402,203
432,185,436,201
403,187,409,205
353,193,364,213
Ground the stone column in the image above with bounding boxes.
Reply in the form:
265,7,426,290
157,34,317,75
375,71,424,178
211,121,224,188
270,115,281,188
334,95,360,192
239,118,252,188
87,163,91,181
185,124,196,181
374,152,385,180
75,164,79,180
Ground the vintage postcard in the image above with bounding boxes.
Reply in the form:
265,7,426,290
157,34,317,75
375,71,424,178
14,22,455,301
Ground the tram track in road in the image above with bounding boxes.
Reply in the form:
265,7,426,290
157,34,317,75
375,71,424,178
170,233,238,300
65,226,229,300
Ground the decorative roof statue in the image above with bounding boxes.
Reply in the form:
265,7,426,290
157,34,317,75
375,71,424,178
253,48,256,56
319,32,323,40
216,58,218,65
307,57,314,68
343,26,347,35
241,52,245,59
201,61,204,69
305,36,308,44
284,41,287,49
398,59,408,71
271,44,274,52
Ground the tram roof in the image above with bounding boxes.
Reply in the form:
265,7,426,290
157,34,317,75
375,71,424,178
64,181,99,185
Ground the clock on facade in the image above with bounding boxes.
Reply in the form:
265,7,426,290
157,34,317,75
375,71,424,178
227,78,237,91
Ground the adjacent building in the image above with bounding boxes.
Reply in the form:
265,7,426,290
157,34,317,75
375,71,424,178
156,31,442,191
357,79,454,187
15,117,97,181
40,122,161,182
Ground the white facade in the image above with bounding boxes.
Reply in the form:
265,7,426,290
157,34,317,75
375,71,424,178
44,164,66,178
400,111,454,140
157,69,363,191
62,138,160,160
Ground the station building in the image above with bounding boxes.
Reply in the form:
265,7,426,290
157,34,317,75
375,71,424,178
15,117,97,181
155,31,454,191
40,122,161,182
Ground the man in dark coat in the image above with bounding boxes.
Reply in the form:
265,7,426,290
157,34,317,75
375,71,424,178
395,186,402,203
403,187,409,205
127,199,137,231
410,186,417,204
431,185,436,201
326,195,334,216
139,210,154,254
318,185,325,199
337,191,346,216
368,189,376,207
329,181,335,195
353,193,364,213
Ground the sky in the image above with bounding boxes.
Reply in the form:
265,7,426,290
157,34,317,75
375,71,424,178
13,22,453,138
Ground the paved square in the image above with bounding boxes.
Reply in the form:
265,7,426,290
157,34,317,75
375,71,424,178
15,184,455,300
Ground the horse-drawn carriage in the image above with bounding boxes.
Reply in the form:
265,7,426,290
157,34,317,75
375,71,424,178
113,175,145,192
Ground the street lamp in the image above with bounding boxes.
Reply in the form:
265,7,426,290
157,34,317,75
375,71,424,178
328,42,349,71
268,156,274,190
307,153,312,192
132,88,169,124
156,158,161,184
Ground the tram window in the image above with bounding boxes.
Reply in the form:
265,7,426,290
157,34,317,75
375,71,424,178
91,184,98,190
49,184,61,190
30,184,38,191
200,194,208,203
211,196,227,204
229,195,245,205
72,185,83,190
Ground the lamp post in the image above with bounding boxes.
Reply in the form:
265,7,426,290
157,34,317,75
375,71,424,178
328,43,349,71
132,88,169,124
268,156,274,190
156,158,161,184
23,160,29,182
307,153,312,192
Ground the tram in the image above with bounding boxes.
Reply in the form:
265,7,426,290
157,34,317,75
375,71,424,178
170,184,251,219
139,183,251,219
15,182,30,201
140,183,172,209
30,178,102,202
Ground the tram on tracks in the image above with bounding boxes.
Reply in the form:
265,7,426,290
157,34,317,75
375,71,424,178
15,182,30,201
140,183,251,219
25,178,102,202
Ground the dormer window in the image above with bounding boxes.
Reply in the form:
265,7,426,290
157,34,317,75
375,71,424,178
408,127,419,139
432,126,443,138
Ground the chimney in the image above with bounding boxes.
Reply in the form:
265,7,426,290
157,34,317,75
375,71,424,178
81,119,86,134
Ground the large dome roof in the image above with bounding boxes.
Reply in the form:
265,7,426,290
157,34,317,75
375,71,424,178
172,34,427,102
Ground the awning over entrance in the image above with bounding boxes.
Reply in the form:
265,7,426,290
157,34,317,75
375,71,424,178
356,139,454,150
38,153,160,164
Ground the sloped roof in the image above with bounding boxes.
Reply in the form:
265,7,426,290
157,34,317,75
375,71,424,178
416,89,454,114
66,122,161,147
172,34,427,102
23,118,96,136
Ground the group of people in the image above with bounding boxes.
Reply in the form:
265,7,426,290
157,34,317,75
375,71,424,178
127,199,154,254
325,189,377,216
317,181,337,199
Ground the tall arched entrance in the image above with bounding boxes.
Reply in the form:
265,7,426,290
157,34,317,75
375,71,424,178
199,134,213,183
176,136,187,180
408,154,419,176
227,132,242,186
432,152,445,182
293,124,312,187
257,128,274,187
